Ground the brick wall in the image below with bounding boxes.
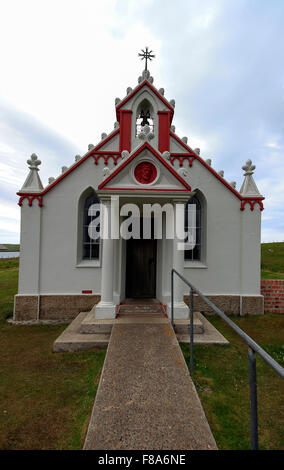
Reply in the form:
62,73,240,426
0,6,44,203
261,280,284,313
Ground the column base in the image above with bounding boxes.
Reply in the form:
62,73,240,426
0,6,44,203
95,301,117,319
167,301,189,319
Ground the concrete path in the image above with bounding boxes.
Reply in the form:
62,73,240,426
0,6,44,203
84,320,217,450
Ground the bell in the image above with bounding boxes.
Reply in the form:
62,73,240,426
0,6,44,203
140,109,151,126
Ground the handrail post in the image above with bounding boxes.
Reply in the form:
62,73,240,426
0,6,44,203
248,347,258,450
171,269,174,327
189,287,194,373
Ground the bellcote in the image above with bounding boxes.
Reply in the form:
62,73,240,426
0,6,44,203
115,68,175,155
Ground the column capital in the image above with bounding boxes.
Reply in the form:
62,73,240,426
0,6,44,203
171,198,188,206
99,195,112,205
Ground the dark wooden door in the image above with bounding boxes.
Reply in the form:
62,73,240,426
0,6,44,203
125,237,157,298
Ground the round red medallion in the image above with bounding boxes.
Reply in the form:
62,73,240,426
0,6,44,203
134,162,157,184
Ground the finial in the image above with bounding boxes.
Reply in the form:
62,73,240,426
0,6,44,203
27,153,41,170
115,97,121,106
88,144,95,151
242,159,256,175
240,158,262,196
126,87,133,95
75,155,81,162
138,47,155,72
121,150,129,160
218,170,224,178
162,151,171,160
102,167,111,179
138,124,155,143
182,136,188,144
61,166,68,174
48,177,55,184
159,88,165,96
230,181,236,188
21,153,43,192
138,69,154,84
169,99,175,108
205,159,212,166
114,121,120,129
194,148,200,155
101,132,107,140
170,125,176,133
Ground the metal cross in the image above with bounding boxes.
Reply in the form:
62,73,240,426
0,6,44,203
138,47,155,71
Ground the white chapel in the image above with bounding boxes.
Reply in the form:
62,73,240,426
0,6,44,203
14,59,265,322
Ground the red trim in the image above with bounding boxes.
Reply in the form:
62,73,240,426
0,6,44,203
170,154,196,167
18,195,43,207
116,80,174,121
17,129,120,203
82,290,93,294
158,111,171,153
98,142,192,191
101,187,189,192
170,131,265,205
119,109,132,152
240,199,264,211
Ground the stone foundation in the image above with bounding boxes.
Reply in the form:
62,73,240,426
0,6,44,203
184,294,264,316
14,293,264,321
14,294,101,321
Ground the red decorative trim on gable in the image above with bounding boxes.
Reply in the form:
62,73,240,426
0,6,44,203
18,195,43,207
170,131,265,207
116,81,174,121
17,129,120,205
119,109,132,152
98,142,191,191
100,187,189,192
170,153,196,167
158,111,170,153
92,152,122,166
240,199,264,211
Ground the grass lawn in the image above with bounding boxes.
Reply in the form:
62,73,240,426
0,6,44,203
261,242,284,279
0,258,106,450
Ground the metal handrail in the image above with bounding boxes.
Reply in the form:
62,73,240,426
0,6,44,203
171,268,284,450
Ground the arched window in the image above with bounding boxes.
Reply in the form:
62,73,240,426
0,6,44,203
83,193,100,260
184,196,201,261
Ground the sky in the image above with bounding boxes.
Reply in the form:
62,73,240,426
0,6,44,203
0,0,283,243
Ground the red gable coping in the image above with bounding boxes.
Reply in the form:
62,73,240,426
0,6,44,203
98,142,191,191
116,80,174,122
17,128,120,198
170,131,265,204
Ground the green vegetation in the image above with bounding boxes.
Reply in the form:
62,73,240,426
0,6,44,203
261,242,284,279
0,244,20,252
182,314,284,450
0,258,106,450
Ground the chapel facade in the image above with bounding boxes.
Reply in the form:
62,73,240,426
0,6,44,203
14,66,265,321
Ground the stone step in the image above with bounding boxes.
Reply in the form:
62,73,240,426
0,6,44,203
117,303,165,315
53,312,110,352
53,311,229,352
80,311,204,334
174,316,204,335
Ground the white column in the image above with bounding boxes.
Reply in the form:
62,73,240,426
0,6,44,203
95,197,116,319
167,199,189,319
